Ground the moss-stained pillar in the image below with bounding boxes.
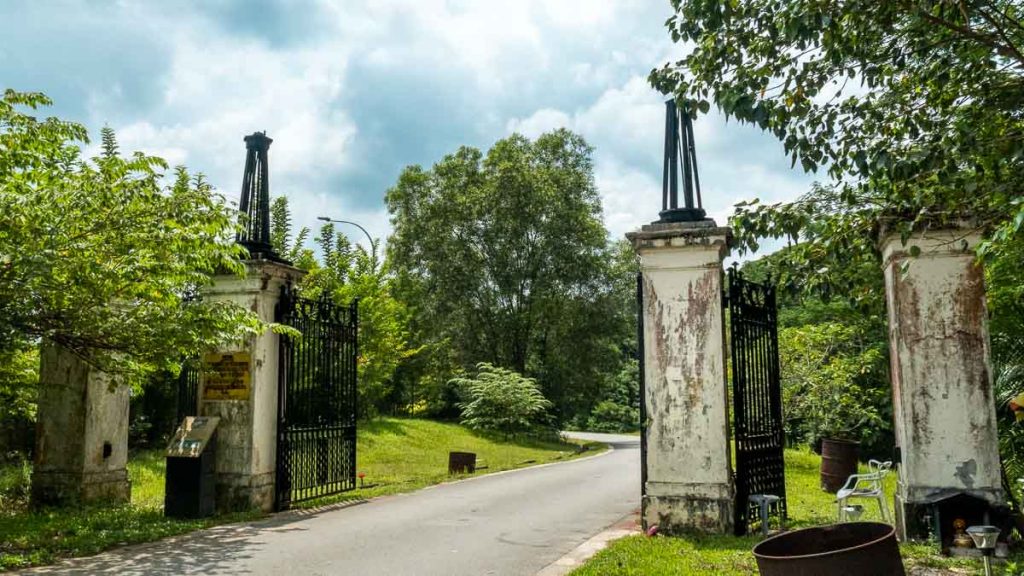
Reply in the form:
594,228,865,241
200,259,304,513
627,219,733,534
32,345,130,506
881,228,1004,539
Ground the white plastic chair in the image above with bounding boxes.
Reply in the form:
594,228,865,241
836,459,892,522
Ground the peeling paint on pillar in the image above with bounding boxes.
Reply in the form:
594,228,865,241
201,258,305,513
627,220,734,535
881,229,1003,538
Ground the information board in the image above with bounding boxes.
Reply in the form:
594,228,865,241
166,416,220,458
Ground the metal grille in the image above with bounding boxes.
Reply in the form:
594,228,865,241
176,360,199,423
275,287,358,510
727,266,787,536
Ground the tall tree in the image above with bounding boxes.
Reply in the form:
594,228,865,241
270,197,417,417
386,129,619,419
0,89,260,378
651,1,1024,292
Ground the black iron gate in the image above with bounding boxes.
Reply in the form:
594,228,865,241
175,361,199,423
275,287,358,510
727,266,786,535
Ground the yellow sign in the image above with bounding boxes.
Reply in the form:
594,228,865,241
202,352,251,400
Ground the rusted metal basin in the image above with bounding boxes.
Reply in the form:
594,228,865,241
820,438,859,492
752,522,905,576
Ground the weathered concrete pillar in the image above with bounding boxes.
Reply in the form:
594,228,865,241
32,345,130,506
627,219,733,534
199,258,304,512
881,228,1004,539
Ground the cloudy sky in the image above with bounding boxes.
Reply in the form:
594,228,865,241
2,0,815,251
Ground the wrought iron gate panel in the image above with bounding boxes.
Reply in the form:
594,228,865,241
728,267,786,536
176,360,199,423
275,288,358,510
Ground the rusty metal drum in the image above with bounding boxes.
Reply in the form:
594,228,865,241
820,438,859,492
752,522,905,576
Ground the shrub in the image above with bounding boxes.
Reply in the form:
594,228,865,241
780,322,889,448
585,401,639,433
451,363,552,437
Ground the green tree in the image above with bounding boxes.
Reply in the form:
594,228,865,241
0,90,260,380
779,321,889,449
385,129,621,421
451,362,552,437
270,197,417,418
651,1,1024,284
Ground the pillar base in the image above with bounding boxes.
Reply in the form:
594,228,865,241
643,482,734,534
215,471,275,513
32,469,130,506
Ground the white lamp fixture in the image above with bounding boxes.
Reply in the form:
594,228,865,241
967,525,1000,576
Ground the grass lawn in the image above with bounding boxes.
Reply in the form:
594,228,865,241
0,418,601,571
301,418,604,506
571,448,1018,576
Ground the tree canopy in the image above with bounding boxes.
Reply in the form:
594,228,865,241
0,89,260,378
651,1,1024,300
385,129,632,421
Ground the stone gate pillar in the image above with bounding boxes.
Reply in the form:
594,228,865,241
199,258,303,513
32,345,130,506
881,228,1004,539
628,219,733,534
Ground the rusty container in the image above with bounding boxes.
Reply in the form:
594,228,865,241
820,438,859,492
753,522,905,576
448,451,476,474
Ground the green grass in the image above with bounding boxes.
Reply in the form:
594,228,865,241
0,451,259,571
0,418,602,570
300,417,604,506
571,448,1016,576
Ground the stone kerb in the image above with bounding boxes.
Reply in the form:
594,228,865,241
200,257,305,513
628,220,734,534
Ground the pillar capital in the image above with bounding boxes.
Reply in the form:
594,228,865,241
879,228,981,269
627,220,732,259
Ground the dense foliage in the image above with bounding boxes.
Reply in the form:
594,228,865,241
385,130,635,423
269,198,419,419
0,90,261,381
653,1,1024,302
451,363,552,436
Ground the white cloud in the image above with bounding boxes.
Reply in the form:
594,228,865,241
9,0,812,257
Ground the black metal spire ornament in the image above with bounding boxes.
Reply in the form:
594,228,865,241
236,131,283,262
659,100,708,223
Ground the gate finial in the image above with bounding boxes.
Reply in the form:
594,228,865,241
659,100,708,223
237,131,284,262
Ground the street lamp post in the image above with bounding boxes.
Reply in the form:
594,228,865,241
316,216,378,255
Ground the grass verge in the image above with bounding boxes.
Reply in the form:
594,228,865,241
0,451,259,571
300,418,605,507
0,418,602,570
571,448,1018,576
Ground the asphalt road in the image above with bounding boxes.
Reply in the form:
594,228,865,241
25,432,639,576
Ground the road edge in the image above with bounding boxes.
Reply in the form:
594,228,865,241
535,513,641,576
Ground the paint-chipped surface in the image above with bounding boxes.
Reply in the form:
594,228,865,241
628,222,733,534
201,259,304,512
881,231,1002,509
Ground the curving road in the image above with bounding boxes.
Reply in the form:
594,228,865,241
24,432,639,576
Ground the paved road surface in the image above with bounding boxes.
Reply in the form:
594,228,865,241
25,432,639,576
